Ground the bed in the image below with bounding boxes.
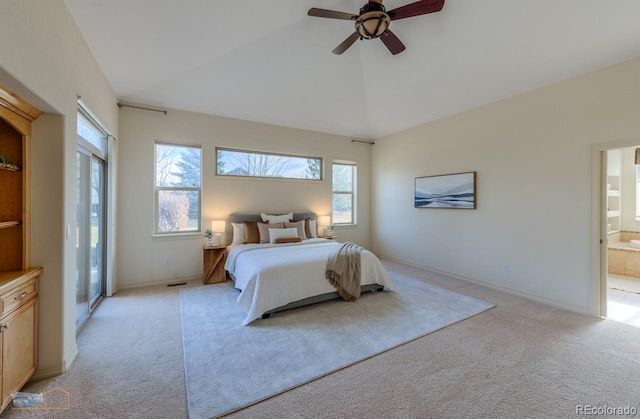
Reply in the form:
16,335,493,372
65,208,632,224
224,213,393,325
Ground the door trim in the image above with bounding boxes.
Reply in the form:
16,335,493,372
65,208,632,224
592,137,640,318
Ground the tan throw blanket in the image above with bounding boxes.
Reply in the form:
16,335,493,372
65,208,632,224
325,242,363,302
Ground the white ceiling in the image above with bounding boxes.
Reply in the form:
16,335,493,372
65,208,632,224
64,0,640,139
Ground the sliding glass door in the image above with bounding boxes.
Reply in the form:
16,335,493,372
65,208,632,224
76,149,106,328
76,111,108,329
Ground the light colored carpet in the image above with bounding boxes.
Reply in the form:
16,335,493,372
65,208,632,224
5,261,640,418
180,274,494,418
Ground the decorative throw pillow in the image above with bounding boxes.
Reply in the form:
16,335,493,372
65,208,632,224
231,222,245,245
261,212,293,224
302,218,313,239
243,221,260,244
285,220,307,240
269,227,298,244
275,237,302,244
258,222,283,244
308,219,318,238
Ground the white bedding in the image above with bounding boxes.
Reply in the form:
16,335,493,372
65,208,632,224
225,238,393,325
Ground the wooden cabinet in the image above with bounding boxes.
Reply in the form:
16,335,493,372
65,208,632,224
203,246,227,284
0,83,41,270
0,83,42,412
0,269,40,411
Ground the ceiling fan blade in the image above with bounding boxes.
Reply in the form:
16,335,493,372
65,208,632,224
332,32,360,55
308,8,358,21
380,30,406,55
387,0,445,21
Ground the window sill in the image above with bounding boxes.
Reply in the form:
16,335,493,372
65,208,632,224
333,224,358,229
152,232,202,241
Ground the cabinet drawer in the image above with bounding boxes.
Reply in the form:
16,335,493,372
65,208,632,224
0,278,37,318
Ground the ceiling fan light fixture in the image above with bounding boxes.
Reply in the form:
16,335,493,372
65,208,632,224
356,11,390,39
309,0,446,55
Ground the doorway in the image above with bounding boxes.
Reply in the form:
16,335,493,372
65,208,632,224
601,147,640,328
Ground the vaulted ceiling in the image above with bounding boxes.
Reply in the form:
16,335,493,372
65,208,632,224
64,0,640,139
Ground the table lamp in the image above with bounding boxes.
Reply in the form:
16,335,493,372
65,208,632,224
211,220,226,246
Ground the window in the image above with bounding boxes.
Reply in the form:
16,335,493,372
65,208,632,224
77,112,107,158
155,143,201,234
332,162,356,225
216,147,322,180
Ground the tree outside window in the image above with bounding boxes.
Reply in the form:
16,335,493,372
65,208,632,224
216,148,322,180
332,163,356,224
155,143,201,234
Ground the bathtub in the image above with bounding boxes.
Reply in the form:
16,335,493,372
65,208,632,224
608,239,640,278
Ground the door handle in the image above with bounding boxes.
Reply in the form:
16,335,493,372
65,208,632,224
14,291,27,301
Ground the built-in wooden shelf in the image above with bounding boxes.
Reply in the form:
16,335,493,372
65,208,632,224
0,165,19,172
0,267,42,294
0,81,41,413
0,221,20,230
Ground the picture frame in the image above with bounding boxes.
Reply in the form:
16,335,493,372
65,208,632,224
414,171,476,209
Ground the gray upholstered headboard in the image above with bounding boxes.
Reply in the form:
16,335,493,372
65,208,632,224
224,212,317,245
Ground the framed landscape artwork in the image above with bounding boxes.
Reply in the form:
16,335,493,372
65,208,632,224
414,172,476,209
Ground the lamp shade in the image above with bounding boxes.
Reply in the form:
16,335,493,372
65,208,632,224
319,215,331,227
211,220,225,234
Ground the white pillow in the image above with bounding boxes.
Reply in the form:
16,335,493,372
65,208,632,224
269,227,298,244
258,222,283,244
308,219,318,238
261,212,293,224
231,223,245,245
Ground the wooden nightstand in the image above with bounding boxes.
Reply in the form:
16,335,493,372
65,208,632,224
203,245,227,284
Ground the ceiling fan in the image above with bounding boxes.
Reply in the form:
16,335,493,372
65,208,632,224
308,0,445,55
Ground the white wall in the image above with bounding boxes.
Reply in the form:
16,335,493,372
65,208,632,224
0,1,118,377
372,56,640,315
117,108,371,288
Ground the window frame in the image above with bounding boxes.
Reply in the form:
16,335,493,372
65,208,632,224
77,110,108,160
154,142,202,235
332,161,357,226
215,147,323,181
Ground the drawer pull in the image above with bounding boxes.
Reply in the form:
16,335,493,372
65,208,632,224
14,291,27,301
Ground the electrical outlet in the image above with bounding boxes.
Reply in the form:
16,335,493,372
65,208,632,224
163,257,170,265
502,264,509,272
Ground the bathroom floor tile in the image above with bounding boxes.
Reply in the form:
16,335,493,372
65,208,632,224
606,274,640,328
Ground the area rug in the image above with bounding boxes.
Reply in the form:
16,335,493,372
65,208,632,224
180,274,494,418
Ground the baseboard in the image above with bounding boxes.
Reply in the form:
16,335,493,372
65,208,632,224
378,253,590,317
31,366,64,382
64,343,79,371
117,275,201,290
30,343,78,382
